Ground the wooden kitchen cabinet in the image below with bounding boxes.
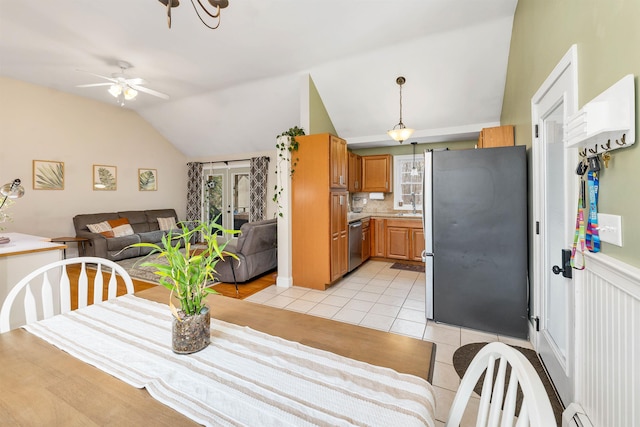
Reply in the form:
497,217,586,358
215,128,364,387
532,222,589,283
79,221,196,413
330,135,348,189
386,225,411,259
348,151,362,192
410,227,425,261
292,133,348,289
371,218,386,257
362,218,371,262
371,218,424,261
330,191,348,282
478,125,514,148
361,154,392,192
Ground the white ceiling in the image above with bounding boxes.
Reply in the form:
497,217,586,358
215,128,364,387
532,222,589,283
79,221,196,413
0,0,518,157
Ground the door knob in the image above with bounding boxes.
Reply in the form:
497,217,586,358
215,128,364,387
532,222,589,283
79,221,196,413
552,249,572,279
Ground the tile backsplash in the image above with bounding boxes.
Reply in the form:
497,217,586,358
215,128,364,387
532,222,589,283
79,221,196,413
351,192,396,213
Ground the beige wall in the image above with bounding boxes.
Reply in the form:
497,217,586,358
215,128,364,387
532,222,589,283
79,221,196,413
308,75,337,135
0,77,187,252
502,0,640,267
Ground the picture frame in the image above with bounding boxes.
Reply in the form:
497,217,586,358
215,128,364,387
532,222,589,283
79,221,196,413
93,165,117,191
138,168,157,191
33,160,64,190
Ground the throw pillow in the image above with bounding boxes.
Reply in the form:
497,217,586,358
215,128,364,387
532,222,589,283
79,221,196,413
100,230,115,238
108,217,130,228
112,224,135,238
158,217,177,231
86,221,112,234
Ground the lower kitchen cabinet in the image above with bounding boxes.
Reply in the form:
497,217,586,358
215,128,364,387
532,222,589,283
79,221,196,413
371,218,424,261
330,192,349,282
362,219,371,262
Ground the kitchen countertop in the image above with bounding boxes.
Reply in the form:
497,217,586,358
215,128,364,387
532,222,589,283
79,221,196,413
347,212,423,223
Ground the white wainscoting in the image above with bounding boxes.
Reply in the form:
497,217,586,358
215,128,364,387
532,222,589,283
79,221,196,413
573,252,640,427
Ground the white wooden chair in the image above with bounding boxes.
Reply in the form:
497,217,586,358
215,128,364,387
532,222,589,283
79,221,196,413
1,257,134,333
446,342,556,427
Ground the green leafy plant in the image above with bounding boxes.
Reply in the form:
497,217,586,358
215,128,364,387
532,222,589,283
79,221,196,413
130,220,239,319
273,126,306,217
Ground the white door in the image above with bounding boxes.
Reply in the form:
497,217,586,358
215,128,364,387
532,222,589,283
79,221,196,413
202,164,249,233
531,45,578,406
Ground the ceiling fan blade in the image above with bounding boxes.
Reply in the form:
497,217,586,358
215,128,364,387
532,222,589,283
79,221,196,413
126,78,146,86
130,84,170,100
76,69,118,83
76,83,112,88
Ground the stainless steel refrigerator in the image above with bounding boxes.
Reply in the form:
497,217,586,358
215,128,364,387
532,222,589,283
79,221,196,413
422,146,528,338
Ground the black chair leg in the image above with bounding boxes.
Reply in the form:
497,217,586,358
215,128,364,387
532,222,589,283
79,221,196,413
230,260,238,297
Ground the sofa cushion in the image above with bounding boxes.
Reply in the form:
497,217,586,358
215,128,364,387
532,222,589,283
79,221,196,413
87,221,112,234
235,219,277,255
157,217,177,231
74,212,119,233
146,209,179,232
105,234,140,251
138,230,165,244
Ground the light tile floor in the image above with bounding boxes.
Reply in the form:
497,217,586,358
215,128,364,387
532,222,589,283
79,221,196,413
245,260,533,426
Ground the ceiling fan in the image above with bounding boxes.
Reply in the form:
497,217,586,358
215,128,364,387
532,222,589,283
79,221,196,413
76,61,169,106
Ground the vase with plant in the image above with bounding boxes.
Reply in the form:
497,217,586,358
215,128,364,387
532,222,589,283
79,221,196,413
131,220,238,354
273,126,306,217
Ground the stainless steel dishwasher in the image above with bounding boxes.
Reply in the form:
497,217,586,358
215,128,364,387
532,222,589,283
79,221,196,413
348,220,363,272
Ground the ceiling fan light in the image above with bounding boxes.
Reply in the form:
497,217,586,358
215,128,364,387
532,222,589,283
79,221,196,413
124,87,138,100
108,84,122,97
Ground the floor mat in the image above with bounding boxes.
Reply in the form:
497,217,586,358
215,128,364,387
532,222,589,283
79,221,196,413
390,262,424,273
452,342,563,425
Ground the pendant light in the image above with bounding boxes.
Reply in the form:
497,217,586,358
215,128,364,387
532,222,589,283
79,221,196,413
387,76,414,144
411,142,419,176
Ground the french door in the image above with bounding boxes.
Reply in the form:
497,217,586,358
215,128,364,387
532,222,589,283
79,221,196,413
202,164,250,234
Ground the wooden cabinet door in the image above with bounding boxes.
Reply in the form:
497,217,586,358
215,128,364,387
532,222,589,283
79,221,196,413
330,136,347,189
330,191,348,281
361,155,392,192
478,125,514,148
362,220,370,261
386,226,410,260
371,219,386,257
348,151,362,192
410,228,425,261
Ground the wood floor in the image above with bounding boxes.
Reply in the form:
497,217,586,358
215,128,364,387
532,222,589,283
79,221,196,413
65,265,275,309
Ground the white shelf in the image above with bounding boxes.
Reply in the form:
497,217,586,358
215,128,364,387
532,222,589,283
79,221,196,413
565,74,635,154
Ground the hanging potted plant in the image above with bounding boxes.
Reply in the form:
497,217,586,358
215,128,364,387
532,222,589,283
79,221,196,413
130,220,238,354
273,126,305,217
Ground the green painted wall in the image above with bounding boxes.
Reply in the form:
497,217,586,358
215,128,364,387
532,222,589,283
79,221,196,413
308,76,337,135
502,0,640,267
352,140,477,157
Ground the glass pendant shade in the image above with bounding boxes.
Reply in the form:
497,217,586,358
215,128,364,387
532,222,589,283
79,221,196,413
124,87,138,100
387,126,415,143
108,84,122,97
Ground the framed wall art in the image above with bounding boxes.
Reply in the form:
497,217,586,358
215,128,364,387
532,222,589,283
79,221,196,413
138,168,157,191
33,160,64,190
93,165,117,190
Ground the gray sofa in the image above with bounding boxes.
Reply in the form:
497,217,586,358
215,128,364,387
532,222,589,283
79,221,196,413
73,209,185,261
215,219,277,284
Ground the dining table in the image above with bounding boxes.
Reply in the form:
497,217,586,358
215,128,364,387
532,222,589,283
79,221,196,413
0,286,436,426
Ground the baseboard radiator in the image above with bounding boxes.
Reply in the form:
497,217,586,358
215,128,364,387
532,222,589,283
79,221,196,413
570,252,640,427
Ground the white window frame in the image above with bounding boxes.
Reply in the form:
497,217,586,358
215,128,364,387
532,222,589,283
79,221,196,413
393,154,424,211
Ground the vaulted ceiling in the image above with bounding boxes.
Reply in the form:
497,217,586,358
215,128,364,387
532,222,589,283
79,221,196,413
0,0,518,157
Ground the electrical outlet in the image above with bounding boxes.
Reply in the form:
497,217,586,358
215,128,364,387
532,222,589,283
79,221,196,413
598,213,622,246
362,199,367,205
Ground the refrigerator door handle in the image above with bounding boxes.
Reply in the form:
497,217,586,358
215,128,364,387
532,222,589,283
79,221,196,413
421,250,433,262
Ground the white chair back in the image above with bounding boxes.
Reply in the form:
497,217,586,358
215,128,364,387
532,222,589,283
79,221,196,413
1,257,134,333
446,342,556,427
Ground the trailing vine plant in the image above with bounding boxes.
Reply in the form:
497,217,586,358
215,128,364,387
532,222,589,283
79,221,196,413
273,126,306,217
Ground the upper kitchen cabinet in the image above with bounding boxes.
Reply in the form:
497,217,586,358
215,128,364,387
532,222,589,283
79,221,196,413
348,151,362,192
361,154,393,192
478,125,514,148
330,135,348,189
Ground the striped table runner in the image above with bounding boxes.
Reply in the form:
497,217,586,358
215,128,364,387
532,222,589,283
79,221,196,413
25,294,435,427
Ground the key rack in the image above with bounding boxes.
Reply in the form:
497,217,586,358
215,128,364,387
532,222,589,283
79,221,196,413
565,74,635,155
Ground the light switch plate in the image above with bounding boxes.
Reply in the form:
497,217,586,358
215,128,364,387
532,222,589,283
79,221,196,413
598,213,623,246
